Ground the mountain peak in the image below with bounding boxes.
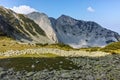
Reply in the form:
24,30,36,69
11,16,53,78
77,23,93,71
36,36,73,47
28,11,46,16
58,14,73,19
60,14,69,17
57,14,78,25
27,11,58,43
0,6,6,9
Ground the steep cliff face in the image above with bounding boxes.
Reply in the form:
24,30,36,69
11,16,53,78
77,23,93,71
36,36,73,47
0,6,52,44
27,12,58,43
49,15,120,48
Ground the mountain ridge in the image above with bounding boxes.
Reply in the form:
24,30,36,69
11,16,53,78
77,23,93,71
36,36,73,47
49,14,120,48
0,6,120,48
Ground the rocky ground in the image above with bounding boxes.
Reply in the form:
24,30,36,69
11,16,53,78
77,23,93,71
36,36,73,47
0,63,120,80
0,54,120,80
0,48,120,80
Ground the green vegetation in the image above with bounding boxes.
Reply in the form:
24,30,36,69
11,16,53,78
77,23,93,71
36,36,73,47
0,36,74,52
80,47,100,52
0,37,74,52
0,52,120,80
14,53,59,58
43,43,74,51
101,42,120,54
0,54,78,71
102,42,120,50
0,36,41,52
0,36,120,54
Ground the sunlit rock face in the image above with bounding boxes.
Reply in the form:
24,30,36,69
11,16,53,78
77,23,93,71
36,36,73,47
49,15,120,48
27,12,58,43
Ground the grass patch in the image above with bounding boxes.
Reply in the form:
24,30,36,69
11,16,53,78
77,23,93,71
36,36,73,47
102,42,120,50
1,54,120,79
79,47,101,52
39,43,75,51
13,53,59,58
101,42,120,54
0,37,75,52
0,55,79,71
0,36,41,52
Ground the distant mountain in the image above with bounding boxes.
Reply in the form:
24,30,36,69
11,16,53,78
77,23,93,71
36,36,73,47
0,6,120,48
0,6,53,44
27,12,58,42
49,15,120,48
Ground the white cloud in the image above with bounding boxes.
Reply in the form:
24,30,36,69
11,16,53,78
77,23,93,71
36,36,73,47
87,6,95,12
10,5,37,14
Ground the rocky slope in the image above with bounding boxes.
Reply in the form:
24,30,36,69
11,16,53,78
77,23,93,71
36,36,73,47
0,6,52,44
0,54,120,80
27,12,57,43
49,15,120,48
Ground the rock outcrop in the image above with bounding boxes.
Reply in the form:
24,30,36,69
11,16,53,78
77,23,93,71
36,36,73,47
27,12,58,43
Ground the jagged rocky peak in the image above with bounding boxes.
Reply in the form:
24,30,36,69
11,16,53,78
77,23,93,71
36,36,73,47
27,12,58,43
27,12,47,20
50,15,120,48
57,15,78,25
58,14,71,19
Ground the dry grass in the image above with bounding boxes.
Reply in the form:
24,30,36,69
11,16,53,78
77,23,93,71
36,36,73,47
0,36,41,52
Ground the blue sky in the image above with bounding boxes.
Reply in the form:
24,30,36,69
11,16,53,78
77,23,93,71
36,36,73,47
0,0,120,34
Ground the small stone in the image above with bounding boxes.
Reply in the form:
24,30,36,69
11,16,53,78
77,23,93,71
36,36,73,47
61,73,71,78
26,72,34,77
36,61,39,63
60,61,63,64
0,67,4,71
86,75,94,80
31,64,35,68
0,71,7,78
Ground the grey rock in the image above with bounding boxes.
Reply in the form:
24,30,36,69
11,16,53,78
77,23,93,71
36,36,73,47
0,67,4,71
49,15,120,48
86,75,94,80
0,71,7,79
27,12,58,43
26,72,35,77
